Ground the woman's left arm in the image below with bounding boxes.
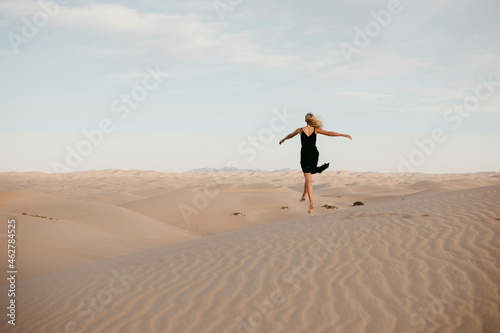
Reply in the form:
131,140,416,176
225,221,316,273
317,128,352,140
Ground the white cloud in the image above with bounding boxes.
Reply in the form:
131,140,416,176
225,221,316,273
267,87,302,93
333,91,395,103
1,1,298,69
464,50,500,76
302,47,431,82
0,0,38,15
400,86,470,103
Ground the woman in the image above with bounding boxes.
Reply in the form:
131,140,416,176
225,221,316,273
279,113,352,213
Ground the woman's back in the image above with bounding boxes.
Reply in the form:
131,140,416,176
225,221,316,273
300,127,317,149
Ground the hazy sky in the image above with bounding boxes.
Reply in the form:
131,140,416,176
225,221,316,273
1,0,499,173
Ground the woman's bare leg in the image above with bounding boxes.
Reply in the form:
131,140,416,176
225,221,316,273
305,173,314,213
300,173,307,201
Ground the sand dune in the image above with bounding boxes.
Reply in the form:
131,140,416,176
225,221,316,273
119,182,337,237
0,170,499,331
1,170,499,282
77,192,148,206
0,190,198,281
1,183,499,332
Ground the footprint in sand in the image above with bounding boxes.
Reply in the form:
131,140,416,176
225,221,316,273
231,212,246,216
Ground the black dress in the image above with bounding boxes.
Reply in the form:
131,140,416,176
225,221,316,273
300,127,329,174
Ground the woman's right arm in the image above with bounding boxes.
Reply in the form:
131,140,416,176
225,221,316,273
279,128,301,145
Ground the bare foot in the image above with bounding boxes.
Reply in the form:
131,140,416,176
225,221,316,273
300,196,306,202
308,204,315,213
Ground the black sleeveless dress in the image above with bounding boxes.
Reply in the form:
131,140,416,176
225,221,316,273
300,127,329,174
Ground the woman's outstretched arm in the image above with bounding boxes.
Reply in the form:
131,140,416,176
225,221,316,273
317,128,352,140
279,128,301,145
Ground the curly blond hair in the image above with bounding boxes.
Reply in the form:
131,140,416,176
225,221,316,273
305,113,324,129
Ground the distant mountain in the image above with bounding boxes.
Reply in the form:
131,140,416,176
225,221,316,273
272,168,297,172
185,167,298,173
186,167,240,173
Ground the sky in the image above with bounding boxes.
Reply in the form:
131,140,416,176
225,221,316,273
0,0,499,173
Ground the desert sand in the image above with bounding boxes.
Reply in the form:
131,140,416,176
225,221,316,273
0,170,499,332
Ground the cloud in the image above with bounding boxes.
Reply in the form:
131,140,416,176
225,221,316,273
0,0,38,15
267,87,302,93
333,91,395,103
463,50,500,76
298,46,432,83
1,1,299,69
400,86,470,103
